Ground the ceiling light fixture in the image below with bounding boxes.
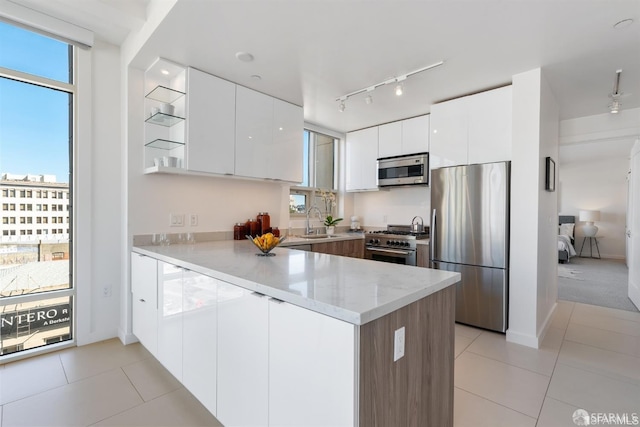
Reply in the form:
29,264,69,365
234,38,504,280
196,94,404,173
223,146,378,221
335,60,444,107
608,69,623,114
160,69,170,75
338,97,346,112
235,52,254,62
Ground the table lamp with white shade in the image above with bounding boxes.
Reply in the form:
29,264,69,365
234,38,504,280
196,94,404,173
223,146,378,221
579,210,601,237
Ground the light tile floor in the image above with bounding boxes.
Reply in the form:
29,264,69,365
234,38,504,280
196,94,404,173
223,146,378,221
1,301,638,426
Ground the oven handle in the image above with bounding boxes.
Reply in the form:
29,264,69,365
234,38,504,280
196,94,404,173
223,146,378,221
365,247,413,256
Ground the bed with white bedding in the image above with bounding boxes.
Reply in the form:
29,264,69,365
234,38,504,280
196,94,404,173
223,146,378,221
558,216,576,263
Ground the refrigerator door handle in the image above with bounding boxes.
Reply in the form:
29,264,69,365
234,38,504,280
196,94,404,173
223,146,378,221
430,208,437,264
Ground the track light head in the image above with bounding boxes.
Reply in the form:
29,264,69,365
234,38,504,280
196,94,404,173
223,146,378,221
609,98,621,114
338,101,346,112
395,83,403,96
365,95,373,104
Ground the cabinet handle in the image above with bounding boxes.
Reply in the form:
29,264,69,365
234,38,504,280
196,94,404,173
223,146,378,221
139,298,146,303
269,297,285,304
251,292,266,298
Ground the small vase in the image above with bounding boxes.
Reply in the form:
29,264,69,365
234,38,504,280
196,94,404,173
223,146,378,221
326,226,335,235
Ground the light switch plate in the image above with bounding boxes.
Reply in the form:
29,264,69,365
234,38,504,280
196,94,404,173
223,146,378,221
170,213,184,227
394,326,405,361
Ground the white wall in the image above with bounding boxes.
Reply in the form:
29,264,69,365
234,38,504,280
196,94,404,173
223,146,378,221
558,158,629,259
507,68,559,349
557,108,640,260
352,187,430,228
75,39,123,345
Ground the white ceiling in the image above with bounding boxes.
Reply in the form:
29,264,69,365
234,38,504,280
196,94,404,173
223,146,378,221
10,0,640,135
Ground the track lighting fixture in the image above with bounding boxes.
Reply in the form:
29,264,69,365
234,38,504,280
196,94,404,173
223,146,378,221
334,60,444,109
608,69,624,114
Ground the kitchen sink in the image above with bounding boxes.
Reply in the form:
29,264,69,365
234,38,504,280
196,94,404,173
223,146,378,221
298,234,340,239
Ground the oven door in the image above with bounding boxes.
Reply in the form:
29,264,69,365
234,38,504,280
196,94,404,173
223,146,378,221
365,246,416,266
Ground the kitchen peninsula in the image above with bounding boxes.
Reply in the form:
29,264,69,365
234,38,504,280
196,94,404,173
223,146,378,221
131,239,460,427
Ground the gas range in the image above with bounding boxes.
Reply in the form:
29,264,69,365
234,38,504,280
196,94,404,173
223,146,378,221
364,225,429,265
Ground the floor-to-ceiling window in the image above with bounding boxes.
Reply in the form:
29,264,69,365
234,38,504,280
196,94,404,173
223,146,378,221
0,21,75,357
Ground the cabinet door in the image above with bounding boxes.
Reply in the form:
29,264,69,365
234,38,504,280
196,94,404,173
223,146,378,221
157,261,183,381
235,86,273,179
429,97,468,169
402,115,430,155
346,127,379,191
269,300,356,426
270,99,303,182
217,284,269,427
185,67,236,175
467,86,512,164
417,243,430,268
378,121,402,158
182,271,218,416
131,253,158,356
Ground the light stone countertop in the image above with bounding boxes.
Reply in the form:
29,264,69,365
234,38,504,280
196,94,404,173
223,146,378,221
279,232,364,246
133,240,459,325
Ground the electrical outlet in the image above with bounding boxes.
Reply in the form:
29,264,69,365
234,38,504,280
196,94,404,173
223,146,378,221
170,213,184,227
102,285,112,298
189,214,198,227
394,326,405,361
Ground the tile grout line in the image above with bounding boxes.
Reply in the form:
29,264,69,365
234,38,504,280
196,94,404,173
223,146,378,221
562,334,640,360
87,367,148,427
453,386,538,422
534,319,571,426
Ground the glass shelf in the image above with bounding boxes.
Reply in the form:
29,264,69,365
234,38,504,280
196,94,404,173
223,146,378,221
145,138,185,150
145,85,185,104
145,112,185,127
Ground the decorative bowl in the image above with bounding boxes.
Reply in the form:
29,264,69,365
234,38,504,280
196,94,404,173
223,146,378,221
246,233,286,256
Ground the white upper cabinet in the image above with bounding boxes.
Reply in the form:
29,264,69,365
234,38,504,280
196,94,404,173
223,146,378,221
430,95,469,168
401,115,430,155
430,85,512,169
270,98,303,183
235,86,303,182
346,127,379,191
185,67,236,175
377,121,402,158
235,86,274,179
378,115,430,159
467,86,512,164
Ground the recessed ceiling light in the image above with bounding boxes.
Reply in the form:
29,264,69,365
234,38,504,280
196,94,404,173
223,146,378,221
251,74,262,81
613,18,634,29
160,69,170,75
236,52,254,62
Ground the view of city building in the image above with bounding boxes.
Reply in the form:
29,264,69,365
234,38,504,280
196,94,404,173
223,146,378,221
1,20,74,357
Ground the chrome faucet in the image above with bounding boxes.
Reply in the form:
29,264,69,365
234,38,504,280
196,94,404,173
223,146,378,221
305,206,323,235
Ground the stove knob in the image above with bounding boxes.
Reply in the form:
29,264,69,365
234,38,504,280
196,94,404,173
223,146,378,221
368,239,375,244
375,239,380,245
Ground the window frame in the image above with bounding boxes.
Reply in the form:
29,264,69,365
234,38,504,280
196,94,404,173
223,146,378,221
290,129,339,218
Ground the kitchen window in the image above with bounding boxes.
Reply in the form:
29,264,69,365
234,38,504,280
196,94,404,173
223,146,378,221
290,129,338,217
0,20,74,358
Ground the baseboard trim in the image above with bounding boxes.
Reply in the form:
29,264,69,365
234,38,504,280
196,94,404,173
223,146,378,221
118,328,139,345
506,302,557,349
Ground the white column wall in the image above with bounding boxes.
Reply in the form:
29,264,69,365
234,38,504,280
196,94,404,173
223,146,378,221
75,40,123,345
507,68,559,348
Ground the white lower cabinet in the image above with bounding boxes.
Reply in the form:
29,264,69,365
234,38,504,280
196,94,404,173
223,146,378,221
157,261,184,381
182,272,218,416
132,251,357,426
216,284,269,427
131,253,158,357
269,299,356,427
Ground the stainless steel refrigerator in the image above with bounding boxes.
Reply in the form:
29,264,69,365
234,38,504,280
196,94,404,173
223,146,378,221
430,161,510,333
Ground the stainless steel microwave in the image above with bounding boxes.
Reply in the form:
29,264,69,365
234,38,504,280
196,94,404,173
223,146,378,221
377,152,429,187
